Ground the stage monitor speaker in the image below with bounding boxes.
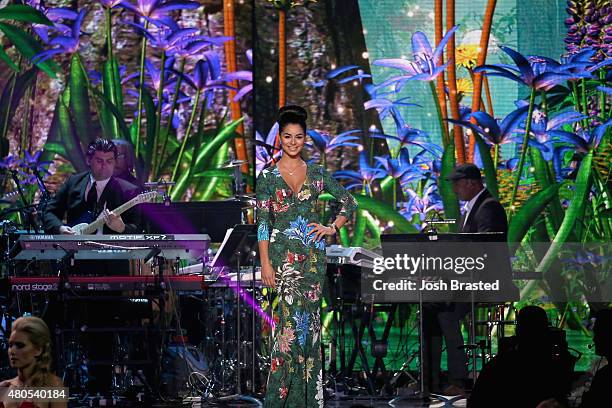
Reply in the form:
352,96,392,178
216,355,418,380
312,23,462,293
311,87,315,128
140,201,244,243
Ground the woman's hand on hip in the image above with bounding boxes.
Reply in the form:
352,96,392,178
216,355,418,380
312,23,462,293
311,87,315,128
307,222,335,242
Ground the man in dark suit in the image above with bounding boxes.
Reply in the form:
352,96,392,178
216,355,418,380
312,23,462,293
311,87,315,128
42,139,144,393
43,138,141,235
423,163,509,395
452,163,507,240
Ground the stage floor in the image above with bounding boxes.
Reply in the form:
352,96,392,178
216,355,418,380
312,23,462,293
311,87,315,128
65,396,468,407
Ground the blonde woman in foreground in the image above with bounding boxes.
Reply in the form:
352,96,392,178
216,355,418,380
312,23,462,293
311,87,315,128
0,316,66,408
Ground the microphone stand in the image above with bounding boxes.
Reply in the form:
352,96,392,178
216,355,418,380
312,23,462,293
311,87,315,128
33,168,51,234
34,168,51,200
216,228,261,407
390,223,435,405
9,170,37,233
389,214,458,406
9,170,28,207
249,250,258,396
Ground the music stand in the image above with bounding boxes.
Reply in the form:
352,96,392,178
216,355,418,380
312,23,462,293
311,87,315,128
211,224,261,406
141,201,244,243
386,231,515,405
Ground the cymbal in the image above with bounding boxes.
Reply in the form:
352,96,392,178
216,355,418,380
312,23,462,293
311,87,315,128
254,140,279,150
1,191,20,203
234,194,255,201
224,194,255,204
221,160,247,168
222,201,255,210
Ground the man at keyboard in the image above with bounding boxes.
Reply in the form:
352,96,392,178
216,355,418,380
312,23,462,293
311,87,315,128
422,163,509,395
40,139,144,393
43,138,141,235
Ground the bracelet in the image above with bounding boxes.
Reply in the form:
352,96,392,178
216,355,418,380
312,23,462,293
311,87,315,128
329,223,339,234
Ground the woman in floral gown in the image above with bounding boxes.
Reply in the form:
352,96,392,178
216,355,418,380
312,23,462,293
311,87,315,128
257,105,357,407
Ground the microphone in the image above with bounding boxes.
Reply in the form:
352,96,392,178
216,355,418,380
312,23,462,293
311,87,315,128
163,192,171,207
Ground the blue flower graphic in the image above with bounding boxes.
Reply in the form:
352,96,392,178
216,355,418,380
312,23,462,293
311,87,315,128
293,310,310,347
283,216,325,250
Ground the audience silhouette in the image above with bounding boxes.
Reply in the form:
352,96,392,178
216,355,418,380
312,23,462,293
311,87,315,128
580,308,612,408
468,305,574,408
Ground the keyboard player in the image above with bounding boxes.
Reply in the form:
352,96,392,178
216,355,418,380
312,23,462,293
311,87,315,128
40,138,144,393
43,138,141,236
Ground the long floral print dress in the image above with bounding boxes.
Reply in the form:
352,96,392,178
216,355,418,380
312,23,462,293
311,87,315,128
256,164,357,408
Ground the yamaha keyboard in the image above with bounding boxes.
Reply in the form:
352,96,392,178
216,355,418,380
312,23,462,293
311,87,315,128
10,234,210,261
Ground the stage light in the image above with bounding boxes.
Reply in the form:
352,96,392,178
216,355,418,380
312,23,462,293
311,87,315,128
427,113,432,117
331,63,336,70
337,106,345,114
529,166,535,173
353,81,359,86
357,145,364,152
388,221,394,228
484,127,490,133
265,76,272,83
414,5,420,10
270,49,275,55
369,125,377,131
363,28,368,35
373,187,379,192
428,12,435,19
362,51,369,59
407,11,414,17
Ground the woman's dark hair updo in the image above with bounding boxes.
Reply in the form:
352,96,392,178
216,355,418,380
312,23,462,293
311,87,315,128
277,105,307,133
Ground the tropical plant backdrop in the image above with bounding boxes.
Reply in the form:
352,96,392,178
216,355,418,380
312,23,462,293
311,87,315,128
255,0,610,371
0,0,252,213
1,0,610,376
